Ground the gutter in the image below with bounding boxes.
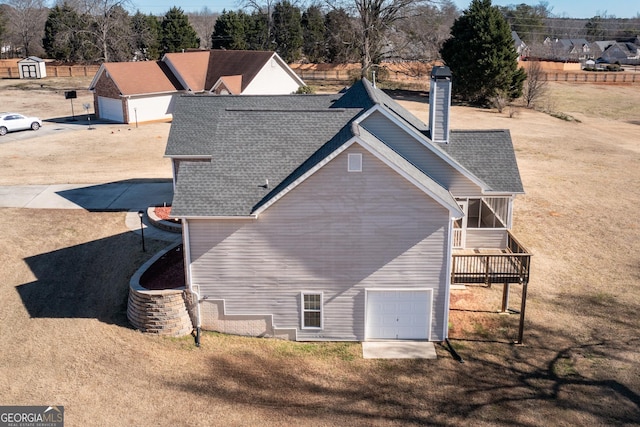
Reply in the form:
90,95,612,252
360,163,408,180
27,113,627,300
182,219,202,347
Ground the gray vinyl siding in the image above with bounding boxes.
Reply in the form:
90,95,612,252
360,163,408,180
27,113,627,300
188,144,451,341
465,229,508,249
429,80,450,142
361,111,482,196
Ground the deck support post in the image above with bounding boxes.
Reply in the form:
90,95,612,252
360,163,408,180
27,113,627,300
501,282,510,313
516,280,528,344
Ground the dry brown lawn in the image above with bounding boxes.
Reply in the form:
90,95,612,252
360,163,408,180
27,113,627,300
1,77,639,426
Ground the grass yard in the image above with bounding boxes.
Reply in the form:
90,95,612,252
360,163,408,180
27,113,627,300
0,77,639,426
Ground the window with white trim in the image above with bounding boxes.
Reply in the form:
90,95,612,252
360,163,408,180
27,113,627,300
348,153,362,172
301,292,323,329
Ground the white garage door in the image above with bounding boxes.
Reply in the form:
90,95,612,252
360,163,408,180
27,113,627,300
366,290,432,340
97,96,124,123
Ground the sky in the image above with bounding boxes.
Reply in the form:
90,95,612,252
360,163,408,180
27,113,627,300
132,0,638,20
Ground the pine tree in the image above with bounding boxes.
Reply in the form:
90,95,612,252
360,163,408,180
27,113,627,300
302,5,326,62
211,10,248,50
43,4,93,62
272,1,303,62
131,12,161,60
440,0,526,104
160,7,199,55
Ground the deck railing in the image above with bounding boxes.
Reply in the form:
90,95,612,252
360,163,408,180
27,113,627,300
451,232,531,286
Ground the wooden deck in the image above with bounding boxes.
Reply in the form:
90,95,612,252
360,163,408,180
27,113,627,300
451,232,531,286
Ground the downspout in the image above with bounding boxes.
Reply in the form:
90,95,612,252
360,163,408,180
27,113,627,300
445,214,464,363
182,219,202,347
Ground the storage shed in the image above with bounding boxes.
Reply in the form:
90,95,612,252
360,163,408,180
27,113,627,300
18,57,46,79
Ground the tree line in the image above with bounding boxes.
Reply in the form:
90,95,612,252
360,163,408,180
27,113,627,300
0,0,638,106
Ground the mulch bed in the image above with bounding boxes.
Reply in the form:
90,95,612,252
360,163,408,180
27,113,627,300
154,206,180,224
139,244,185,290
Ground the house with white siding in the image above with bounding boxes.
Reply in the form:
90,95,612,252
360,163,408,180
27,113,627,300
164,66,529,343
88,50,305,124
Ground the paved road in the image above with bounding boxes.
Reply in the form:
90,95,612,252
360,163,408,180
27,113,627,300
0,116,105,143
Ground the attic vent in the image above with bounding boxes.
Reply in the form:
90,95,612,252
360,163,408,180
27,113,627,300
348,153,362,172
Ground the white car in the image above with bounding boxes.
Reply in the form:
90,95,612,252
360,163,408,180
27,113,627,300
0,112,42,136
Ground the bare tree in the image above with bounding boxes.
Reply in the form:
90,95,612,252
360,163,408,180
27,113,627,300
74,0,133,62
3,0,48,57
398,0,458,61
522,60,548,108
188,7,218,50
328,0,430,77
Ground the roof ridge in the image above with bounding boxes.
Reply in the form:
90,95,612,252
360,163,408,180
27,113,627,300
225,108,349,113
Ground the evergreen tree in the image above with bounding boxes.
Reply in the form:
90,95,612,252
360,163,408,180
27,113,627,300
160,6,199,55
585,15,606,41
500,3,548,44
131,11,161,60
246,10,273,50
301,5,326,62
211,9,248,50
0,8,5,43
42,3,93,62
325,8,357,63
440,0,526,104
271,1,303,62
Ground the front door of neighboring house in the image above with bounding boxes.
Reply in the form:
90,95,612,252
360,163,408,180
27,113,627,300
453,200,467,249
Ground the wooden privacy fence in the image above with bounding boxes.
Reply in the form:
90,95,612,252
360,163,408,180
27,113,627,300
294,69,640,86
0,64,100,79
542,72,640,84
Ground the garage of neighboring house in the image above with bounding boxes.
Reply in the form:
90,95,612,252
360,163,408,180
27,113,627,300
89,61,182,124
96,96,123,123
365,289,433,340
127,94,175,124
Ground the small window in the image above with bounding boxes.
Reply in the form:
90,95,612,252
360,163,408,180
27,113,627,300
348,153,362,172
301,292,323,329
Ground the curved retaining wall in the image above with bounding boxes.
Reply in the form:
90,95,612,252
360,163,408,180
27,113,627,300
128,243,193,337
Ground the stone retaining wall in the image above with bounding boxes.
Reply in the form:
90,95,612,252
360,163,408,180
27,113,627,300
128,243,193,337
127,289,193,336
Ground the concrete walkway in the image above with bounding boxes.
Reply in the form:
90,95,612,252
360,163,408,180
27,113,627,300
362,341,437,359
0,182,180,243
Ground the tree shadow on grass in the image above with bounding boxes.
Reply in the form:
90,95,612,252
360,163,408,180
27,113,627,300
15,230,165,327
165,321,640,426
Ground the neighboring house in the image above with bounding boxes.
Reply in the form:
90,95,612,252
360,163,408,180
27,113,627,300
512,31,529,60
598,40,640,65
89,50,305,124
89,61,183,123
542,37,591,61
165,67,529,342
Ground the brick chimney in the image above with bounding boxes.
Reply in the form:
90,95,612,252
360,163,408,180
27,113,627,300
429,66,452,144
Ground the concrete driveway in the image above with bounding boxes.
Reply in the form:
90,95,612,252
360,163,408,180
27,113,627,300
0,181,173,211
0,180,180,243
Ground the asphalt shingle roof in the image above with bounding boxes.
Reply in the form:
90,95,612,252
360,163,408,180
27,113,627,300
167,78,524,217
168,94,362,217
442,130,524,194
